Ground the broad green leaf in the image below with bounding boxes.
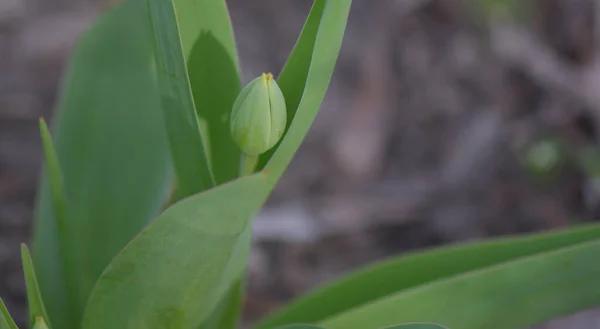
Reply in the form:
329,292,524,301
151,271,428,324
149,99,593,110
82,1,351,329
321,238,600,329
32,0,172,328
82,173,271,329
256,224,600,328
197,278,244,329
0,299,18,329
384,324,448,329
264,0,352,182
21,245,51,329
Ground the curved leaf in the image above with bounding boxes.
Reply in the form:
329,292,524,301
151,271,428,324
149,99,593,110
21,245,51,329
32,0,172,328
82,173,271,329
257,0,325,170
321,239,600,329
0,299,18,329
264,0,352,183
255,224,600,328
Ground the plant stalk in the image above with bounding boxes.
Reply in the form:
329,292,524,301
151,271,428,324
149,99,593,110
239,154,258,176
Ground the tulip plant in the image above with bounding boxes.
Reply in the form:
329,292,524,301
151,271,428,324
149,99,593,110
2,1,600,329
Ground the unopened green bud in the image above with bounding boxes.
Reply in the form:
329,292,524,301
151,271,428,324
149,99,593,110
230,73,287,156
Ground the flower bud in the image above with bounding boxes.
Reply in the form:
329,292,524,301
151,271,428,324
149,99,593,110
230,73,287,156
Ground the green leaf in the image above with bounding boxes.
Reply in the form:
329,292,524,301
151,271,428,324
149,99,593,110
182,0,242,185
197,278,244,329
321,238,600,329
147,0,216,199
38,119,68,251
147,0,245,327
0,299,18,329
148,0,242,198
38,118,78,327
263,0,352,182
32,0,172,328
257,0,325,170
384,324,448,329
256,224,600,328
82,1,351,329
21,245,51,329
82,173,271,329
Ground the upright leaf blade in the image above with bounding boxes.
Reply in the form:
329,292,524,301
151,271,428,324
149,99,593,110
256,224,600,328
38,119,68,246
148,0,242,197
257,0,326,170
32,0,172,327
38,119,79,326
147,0,216,199
21,245,51,329
181,0,242,185
0,299,18,329
264,0,352,182
321,239,600,329
82,174,271,329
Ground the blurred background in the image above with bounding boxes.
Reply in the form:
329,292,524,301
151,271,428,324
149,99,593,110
3,0,600,328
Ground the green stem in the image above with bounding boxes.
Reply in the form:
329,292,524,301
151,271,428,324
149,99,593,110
239,154,258,176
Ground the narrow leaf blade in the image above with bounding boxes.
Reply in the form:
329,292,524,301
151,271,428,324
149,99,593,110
257,0,326,170
82,174,271,329
321,238,600,329
147,0,216,198
21,245,51,329
38,118,68,243
0,299,18,329
256,224,600,328
38,118,78,326
264,0,353,182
